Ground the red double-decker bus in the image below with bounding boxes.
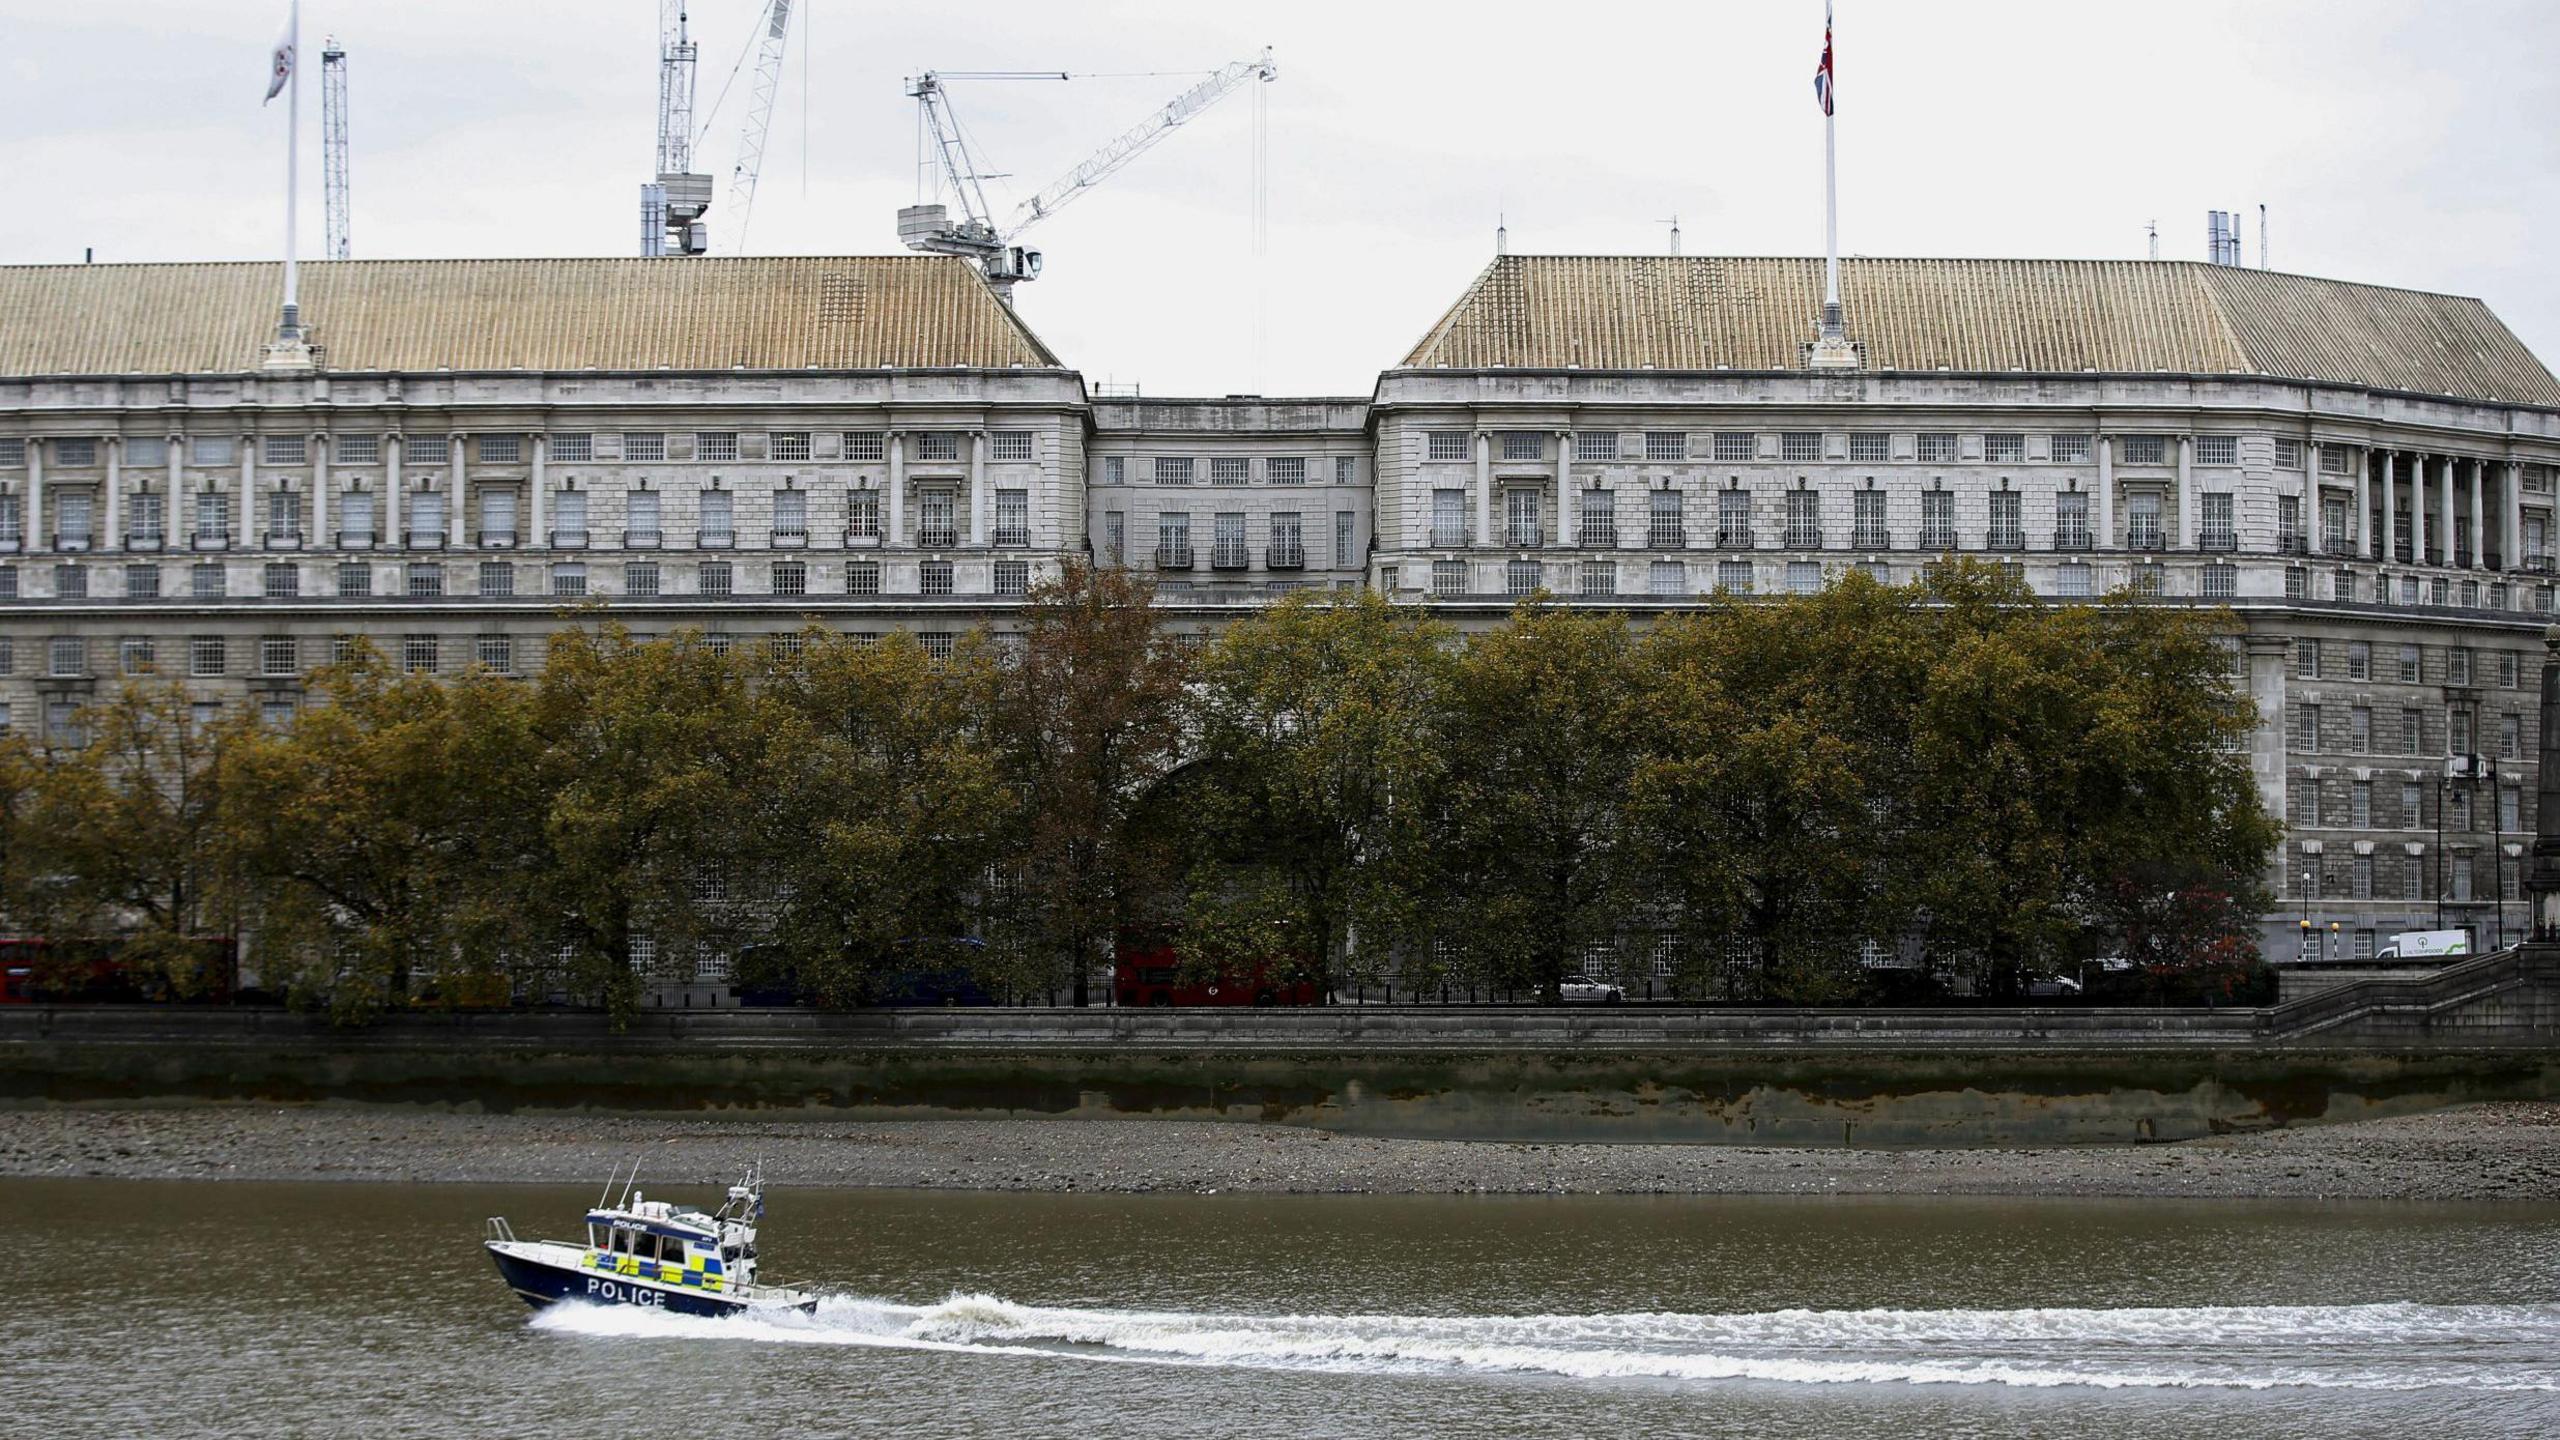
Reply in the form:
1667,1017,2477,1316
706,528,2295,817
1113,940,1321,1007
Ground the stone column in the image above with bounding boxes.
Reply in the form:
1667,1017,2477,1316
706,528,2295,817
450,433,469,547
1474,431,1492,547
24,437,41,550
240,437,257,547
165,432,181,547
969,430,988,546
887,431,906,545
2470,459,2486,568
103,438,121,552
312,434,329,544
2177,435,2195,549
2411,452,2428,565
2510,461,2527,573
2096,434,2115,549
2356,447,2373,559
2381,452,2397,563
2440,455,2456,567
386,433,404,548
530,433,548,547
1555,429,1575,548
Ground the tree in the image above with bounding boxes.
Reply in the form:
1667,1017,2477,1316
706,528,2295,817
218,643,546,1017
984,562,1190,1005
1434,603,1646,1001
1187,592,1453,989
14,682,242,997
755,629,1008,1005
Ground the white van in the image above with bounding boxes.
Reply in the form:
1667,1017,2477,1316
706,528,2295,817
2372,930,2471,961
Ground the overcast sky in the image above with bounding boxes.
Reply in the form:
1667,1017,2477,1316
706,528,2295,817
7,1,2557,397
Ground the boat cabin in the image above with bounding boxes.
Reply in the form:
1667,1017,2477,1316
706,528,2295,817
580,1194,755,1292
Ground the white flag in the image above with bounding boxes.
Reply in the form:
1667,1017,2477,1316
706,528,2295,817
265,18,295,104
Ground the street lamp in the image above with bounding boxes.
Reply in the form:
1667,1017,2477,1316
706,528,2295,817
2299,872,2314,964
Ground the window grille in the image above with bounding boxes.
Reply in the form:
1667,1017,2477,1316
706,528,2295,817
189,436,238,466
1267,457,1306,485
1501,432,1546,462
1784,490,1822,548
700,561,733,597
624,562,660,597
844,491,879,542
624,432,666,462
0,439,22,466
1781,432,1822,463
1985,434,2025,463
263,562,300,598
126,564,160,598
1505,558,1544,596
1576,432,1620,461
406,563,444,598
770,432,812,462
1212,513,1250,569
772,488,808,543
1787,560,1821,595
990,431,1033,463
1849,432,1891,463
1853,491,1889,549
847,560,881,595
548,433,591,463
1717,489,1752,548
477,635,514,673
2055,562,2093,597
1987,491,2023,550
1644,432,1688,462
1579,490,1616,548
1648,489,1684,549
1267,513,1305,569
120,637,155,674
2122,436,2167,465
1431,559,1465,596
1716,559,1755,594
842,432,885,461
697,490,734,548
772,560,807,597
1211,457,1249,486
2201,493,2236,551
994,489,1029,547
1153,457,1195,486
262,435,307,465
1504,490,1543,548
1916,433,1958,464
408,435,451,465
1713,432,1756,462
1432,490,1469,548
1578,560,1615,597
994,559,1029,597
259,636,298,675
696,432,740,462
1919,492,1956,550
2197,435,2239,467
1426,432,1469,462
2050,434,2092,464
477,435,522,464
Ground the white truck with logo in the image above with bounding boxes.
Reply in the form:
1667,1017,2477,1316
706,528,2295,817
2373,930,2471,962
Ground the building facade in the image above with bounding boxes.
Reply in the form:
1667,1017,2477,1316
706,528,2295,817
4,252,2557,964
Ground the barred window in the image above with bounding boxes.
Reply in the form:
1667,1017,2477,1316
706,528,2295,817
54,438,97,467
1211,457,1249,486
550,563,586,597
476,635,514,673
548,433,591,462
477,435,521,464
915,432,961,462
991,431,1034,462
696,432,740,462
2196,435,2239,466
700,560,733,598
846,490,880,541
53,563,86,599
1501,432,1546,462
1431,559,1466,596
624,561,660,598
50,636,88,677
920,632,956,663
623,432,666,462
2122,436,2167,465
2055,562,2093,597
1713,432,1756,463
847,560,881,595
259,636,298,676
1267,457,1306,485
1576,432,1620,461
2050,434,2092,464
994,489,1029,546
994,559,1029,597
1153,457,1195,486
407,434,451,465
0,439,22,466
2273,438,2303,469
127,564,161,598
1716,559,1754,594
2201,563,2237,598
189,636,226,677
2320,445,2353,475
192,562,225,598
1984,433,2025,463
772,488,807,540
120,637,155,675
1426,432,1469,462
189,436,238,466
1100,455,1126,486
336,562,369,598
406,563,444,598
769,432,812,462
1505,558,1544,596
842,432,885,461
401,635,439,674
1577,559,1615,597
1644,432,1688,462
920,560,955,596
1780,432,1822,463
1915,433,1958,464
1336,456,1358,484
1648,560,1687,597
1849,432,1891,463
262,562,300,598
262,435,307,465
772,560,807,597
1787,560,1822,595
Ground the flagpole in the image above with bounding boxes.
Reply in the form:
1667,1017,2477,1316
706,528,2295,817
282,0,301,342
1820,0,1841,341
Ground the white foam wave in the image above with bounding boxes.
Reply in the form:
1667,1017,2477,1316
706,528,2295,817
526,1294,2560,1393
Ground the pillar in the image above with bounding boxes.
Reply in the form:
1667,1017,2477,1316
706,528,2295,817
1474,431,1492,547
2469,459,2485,568
2177,434,2195,549
2411,452,2428,565
386,433,404,548
103,438,121,552
2096,433,2114,548
27,436,43,550
969,430,988,546
312,434,329,545
164,432,180,548
887,431,906,545
2356,447,2373,559
2509,461,2526,573
530,433,548,546
240,437,256,548
1555,429,1575,548
450,433,469,547
2439,454,2456,566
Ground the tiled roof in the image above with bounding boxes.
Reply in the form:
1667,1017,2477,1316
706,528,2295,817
0,255,1061,376
1399,256,2560,407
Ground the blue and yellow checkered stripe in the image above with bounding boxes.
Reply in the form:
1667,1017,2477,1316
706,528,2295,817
584,1246,727,1292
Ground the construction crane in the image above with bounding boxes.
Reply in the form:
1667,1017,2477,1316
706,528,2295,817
641,1,710,256
722,0,795,251
321,38,351,260
897,49,1278,300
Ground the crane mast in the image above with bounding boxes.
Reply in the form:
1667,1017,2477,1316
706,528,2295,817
723,0,795,252
642,0,710,256
320,38,351,260
896,48,1278,301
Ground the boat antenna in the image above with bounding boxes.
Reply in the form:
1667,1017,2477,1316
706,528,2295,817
619,1159,639,1209
597,1162,619,1210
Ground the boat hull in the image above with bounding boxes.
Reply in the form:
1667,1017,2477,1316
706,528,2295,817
486,1242,805,1318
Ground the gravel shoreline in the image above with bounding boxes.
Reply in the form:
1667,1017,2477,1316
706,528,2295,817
5,1103,2559,1201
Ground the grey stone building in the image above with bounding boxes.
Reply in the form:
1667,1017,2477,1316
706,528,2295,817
3,250,2556,966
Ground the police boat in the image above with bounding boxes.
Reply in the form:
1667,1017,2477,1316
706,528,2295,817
484,1163,816,1318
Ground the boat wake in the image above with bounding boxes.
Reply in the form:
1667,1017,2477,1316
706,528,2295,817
528,1295,2560,1392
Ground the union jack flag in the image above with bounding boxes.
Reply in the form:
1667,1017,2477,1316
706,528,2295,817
1813,3,1835,116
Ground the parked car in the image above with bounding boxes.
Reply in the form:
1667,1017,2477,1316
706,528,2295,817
1556,975,1625,1004
2022,973,2083,999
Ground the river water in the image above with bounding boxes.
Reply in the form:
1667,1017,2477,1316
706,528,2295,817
11,1178,2560,1438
